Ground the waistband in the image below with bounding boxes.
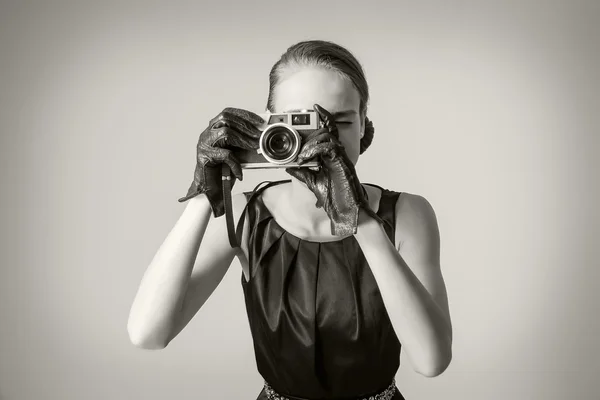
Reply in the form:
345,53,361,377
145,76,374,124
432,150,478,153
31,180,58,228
263,379,397,400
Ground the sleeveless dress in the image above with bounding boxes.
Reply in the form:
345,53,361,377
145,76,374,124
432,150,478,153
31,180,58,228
240,179,406,400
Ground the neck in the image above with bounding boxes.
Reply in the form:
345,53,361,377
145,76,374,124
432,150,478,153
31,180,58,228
285,176,331,228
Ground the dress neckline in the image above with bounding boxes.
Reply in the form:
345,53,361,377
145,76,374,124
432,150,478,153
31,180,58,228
256,184,387,245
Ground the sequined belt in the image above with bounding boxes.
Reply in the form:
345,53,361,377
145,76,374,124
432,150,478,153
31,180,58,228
263,379,396,400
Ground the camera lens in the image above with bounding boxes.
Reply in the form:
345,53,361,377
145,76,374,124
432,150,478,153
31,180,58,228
260,125,301,164
264,128,295,160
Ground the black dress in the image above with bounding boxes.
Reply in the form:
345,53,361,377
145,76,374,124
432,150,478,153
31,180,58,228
240,180,406,400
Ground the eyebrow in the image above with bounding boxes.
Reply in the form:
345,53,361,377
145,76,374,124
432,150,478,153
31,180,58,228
285,109,358,118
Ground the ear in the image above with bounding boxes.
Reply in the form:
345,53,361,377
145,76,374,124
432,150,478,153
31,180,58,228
360,114,366,139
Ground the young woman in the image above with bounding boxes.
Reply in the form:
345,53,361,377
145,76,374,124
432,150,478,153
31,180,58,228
127,40,453,400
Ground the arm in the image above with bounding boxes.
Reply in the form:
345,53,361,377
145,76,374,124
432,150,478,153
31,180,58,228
354,193,452,377
127,192,249,349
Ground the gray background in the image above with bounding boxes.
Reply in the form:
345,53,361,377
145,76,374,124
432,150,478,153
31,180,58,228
1,0,599,399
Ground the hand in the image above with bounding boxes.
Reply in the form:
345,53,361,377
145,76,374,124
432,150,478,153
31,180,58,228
178,108,264,217
285,104,381,236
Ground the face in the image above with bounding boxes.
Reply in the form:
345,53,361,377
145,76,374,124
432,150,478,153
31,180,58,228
272,66,364,165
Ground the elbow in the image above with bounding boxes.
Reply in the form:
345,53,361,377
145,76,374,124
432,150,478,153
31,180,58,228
129,335,168,350
127,322,169,350
417,357,451,378
415,344,453,378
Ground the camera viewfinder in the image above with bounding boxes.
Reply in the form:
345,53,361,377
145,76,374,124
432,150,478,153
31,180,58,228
291,114,310,125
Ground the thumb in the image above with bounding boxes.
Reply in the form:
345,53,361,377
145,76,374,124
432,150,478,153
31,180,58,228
285,167,314,185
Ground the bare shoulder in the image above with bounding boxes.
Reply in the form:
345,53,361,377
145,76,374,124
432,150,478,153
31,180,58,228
394,191,441,255
259,181,293,220
362,184,384,215
231,191,250,214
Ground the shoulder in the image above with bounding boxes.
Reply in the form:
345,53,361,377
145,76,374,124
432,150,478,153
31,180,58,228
235,182,275,217
230,181,286,246
393,191,441,253
394,191,437,221
232,191,249,212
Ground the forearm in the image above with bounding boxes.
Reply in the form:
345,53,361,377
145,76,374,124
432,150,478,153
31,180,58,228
354,210,452,376
127,194,212,348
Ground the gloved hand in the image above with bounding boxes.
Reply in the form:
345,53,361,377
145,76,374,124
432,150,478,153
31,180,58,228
178,108,264,217
285,104,384,236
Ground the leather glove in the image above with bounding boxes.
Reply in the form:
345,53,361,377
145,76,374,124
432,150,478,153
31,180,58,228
178,108,264,217
285,104,384,236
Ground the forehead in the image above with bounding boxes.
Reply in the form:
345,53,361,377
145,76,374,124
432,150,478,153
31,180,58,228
273,67,360,113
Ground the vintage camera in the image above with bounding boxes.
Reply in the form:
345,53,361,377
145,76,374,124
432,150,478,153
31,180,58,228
234,110,322,169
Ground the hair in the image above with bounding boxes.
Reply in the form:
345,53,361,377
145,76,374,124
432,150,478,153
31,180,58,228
266,40,375,154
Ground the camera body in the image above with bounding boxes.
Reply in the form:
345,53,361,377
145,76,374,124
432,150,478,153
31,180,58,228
234,110,322,169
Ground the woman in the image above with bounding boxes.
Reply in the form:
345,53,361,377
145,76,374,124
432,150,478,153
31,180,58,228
127,40,453,400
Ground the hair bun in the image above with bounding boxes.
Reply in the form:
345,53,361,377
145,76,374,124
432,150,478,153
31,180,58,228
360,117,374,154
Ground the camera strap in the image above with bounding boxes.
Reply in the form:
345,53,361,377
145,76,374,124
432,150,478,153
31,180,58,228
221,164,240,249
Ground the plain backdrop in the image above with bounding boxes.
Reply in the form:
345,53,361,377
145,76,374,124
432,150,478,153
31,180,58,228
1,1,599,399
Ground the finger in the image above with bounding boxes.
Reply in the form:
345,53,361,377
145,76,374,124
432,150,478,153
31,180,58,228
299,136,342,157
297,141,339,163
313,104,335,127
285,166,314,186
222,107,265,126
221,110,264,137
214,148,243,181
302,130,336,147
299,141,338,159
304,127,328,141
211,127,260,150
210,110,263,139
305,130,343,148
314,104,340,141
